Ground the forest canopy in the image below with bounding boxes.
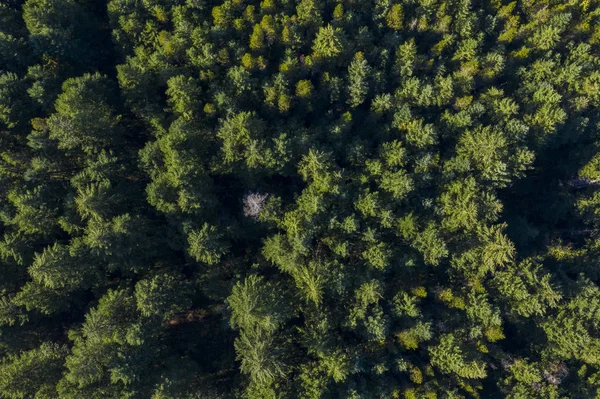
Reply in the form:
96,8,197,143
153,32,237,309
2,0,600,397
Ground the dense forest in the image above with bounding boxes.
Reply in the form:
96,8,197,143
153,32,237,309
2,0,600,397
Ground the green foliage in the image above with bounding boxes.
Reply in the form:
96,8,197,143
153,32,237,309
229,275,292,394
58,289,157,398
3,1,600,398
429,334,487,379
0,342,68,399
386,4,403,31
135,272,193,319
312,25,344,60
166,75,202,119
0,73,33,129
23,0,103,69
48,73,122,153
187,223,228,265
347,52,370,107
